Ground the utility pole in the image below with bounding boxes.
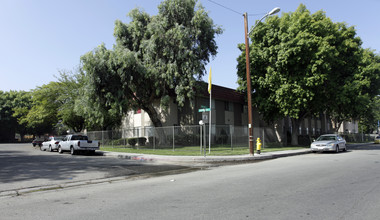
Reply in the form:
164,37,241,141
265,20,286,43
244,12,254,156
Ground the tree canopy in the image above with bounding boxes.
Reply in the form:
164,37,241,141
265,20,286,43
237,4,380,145
0,90,32,141
80,0,222,128
11,70,85,136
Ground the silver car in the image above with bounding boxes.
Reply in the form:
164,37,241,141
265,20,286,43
41,136,63,152
310,134,347,153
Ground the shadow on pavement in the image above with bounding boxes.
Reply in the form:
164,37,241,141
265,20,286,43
0,149,186,186
348,143,380,151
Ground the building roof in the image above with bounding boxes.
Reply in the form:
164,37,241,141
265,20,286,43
197,82,245,104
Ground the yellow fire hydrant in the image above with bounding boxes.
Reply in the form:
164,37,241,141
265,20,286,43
256,138,262,154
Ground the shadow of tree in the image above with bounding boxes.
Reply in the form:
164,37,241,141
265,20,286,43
348,143,380,151
0,149,186,190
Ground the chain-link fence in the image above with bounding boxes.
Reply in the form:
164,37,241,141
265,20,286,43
86,125,377,155
86,125,292,154
339,133,376,143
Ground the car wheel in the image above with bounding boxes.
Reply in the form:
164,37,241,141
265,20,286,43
335,145,339,153
49,145,52,152
58,146,63,154
40,146,43,151
70,147,76,155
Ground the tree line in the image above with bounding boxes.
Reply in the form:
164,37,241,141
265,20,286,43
0,1,379,144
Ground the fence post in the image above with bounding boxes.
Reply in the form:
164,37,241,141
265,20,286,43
102,131,104,148
153,128,156,150
200,125,202,154
124,129,126,146
230,125,233,151
173,126,175,152
263,128,265,149
204,124,206,156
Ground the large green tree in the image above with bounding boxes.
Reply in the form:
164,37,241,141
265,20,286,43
16,83,61,135
56,70,85,132
11,71,85,135
359,95,380,133
0,90,32,142
80,0,222,128
237,4,379,145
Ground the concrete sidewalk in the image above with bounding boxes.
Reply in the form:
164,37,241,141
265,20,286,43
99,143,373,164
100,148,312,164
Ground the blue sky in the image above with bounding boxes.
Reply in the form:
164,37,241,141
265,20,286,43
1,0,379,92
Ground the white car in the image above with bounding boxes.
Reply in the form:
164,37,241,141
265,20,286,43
41,136,63,152
374,136,380,144
310,134,347,153
58,134,99,155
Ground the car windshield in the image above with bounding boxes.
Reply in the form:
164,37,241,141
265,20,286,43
317,136,336,141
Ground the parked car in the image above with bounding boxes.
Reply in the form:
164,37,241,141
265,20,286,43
310,134,347,153
32,138,44,147
41,136,63,152
375,136,380,144
58,134,100,155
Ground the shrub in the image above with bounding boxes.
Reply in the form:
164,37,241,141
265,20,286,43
128,138,137,146
298,135,311,146
138,137,147,146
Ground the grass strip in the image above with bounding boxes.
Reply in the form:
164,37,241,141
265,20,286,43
100,145,308,156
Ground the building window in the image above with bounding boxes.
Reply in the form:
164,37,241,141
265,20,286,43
224,101,233,111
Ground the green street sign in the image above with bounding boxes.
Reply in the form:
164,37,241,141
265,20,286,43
198,108,211,112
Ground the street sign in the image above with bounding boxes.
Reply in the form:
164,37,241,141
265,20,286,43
198,108,211,112
202,113,209,123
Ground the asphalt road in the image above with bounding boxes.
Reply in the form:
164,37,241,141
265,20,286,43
1,143,380,219
0,143,190,192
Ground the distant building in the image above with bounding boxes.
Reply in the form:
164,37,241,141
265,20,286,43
121,82,356,144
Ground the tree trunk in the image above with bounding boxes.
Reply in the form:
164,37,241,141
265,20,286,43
291,118,301,146
274,121,283,144
283,117,290,147
143,104,163,127
331,118,343,133
142,103,166,145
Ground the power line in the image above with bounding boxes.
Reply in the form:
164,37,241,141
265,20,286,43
206,0,266,17
206,0,242,15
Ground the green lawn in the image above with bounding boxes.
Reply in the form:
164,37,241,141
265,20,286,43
100,145,309,156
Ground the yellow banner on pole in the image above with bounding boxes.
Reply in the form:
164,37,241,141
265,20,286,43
208,67,212,94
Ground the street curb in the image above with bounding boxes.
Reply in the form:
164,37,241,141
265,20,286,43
99,149,312,164
0,177,129,198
